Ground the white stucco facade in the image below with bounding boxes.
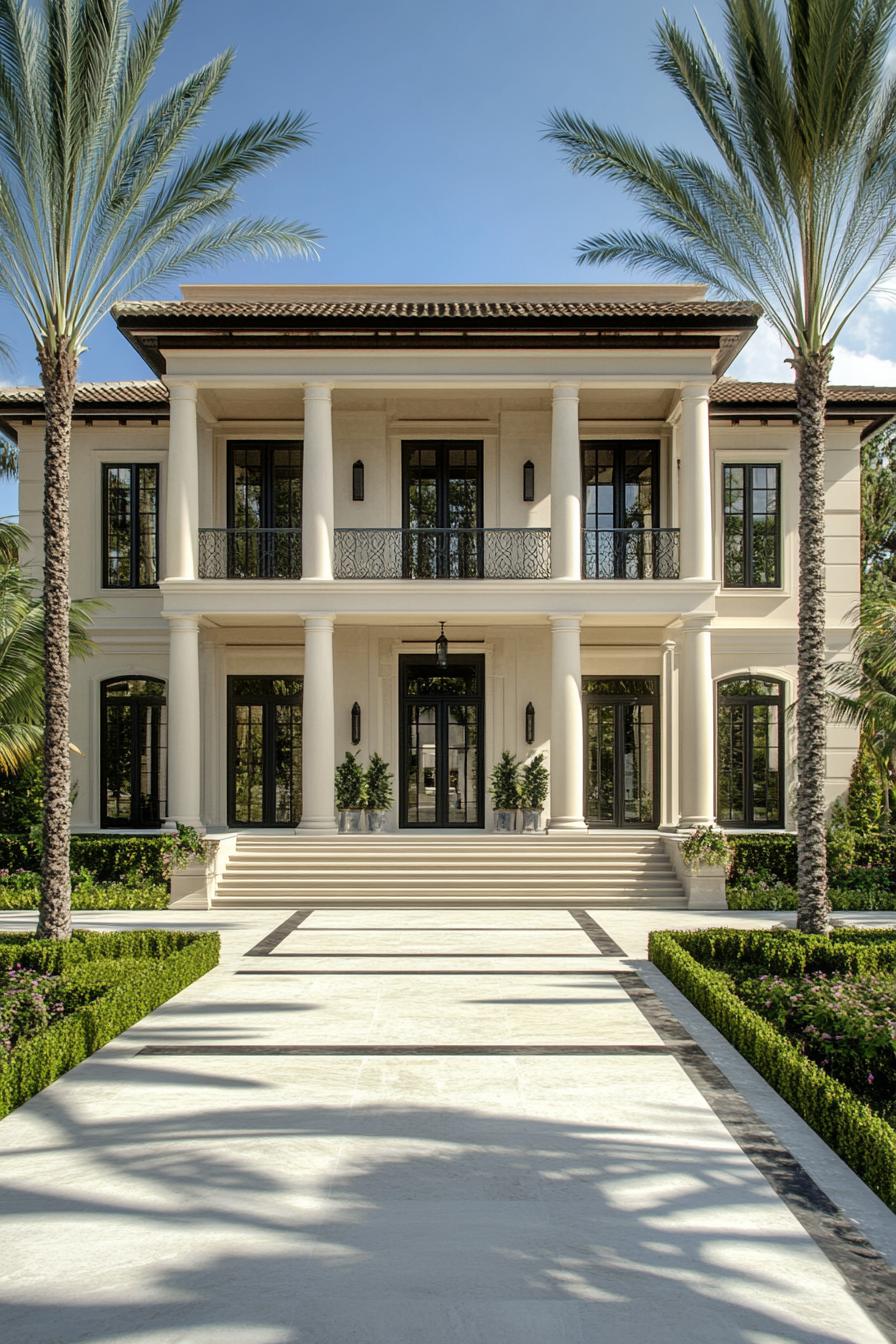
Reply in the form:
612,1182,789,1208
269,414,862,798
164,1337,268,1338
7,282,887,838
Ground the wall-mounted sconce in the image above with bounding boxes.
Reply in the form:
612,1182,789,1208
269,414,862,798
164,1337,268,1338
351,701,362,745
352,459,365,501
522,459,534,502
525,701,535,745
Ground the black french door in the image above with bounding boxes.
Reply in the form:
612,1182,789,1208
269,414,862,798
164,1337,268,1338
228,677,303,827
402,441,483,578
399,655,484,828
582,441,659,578
584,678,659,827
101,678,167,828
227,441,303,578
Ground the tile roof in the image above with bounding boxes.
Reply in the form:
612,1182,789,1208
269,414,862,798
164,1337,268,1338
113,298,762,322
710,378,896,406
0,377,892,412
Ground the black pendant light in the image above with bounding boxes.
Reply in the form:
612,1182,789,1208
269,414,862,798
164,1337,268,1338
435,621,449,668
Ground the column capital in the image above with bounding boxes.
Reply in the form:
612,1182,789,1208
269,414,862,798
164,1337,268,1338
551,382,580,401
680,611,714,633
304,382,333,401
164,613,200,633
166,381,198,404
302,614,335,632
680,381,712,404
548,614,583,631
661,637,677,653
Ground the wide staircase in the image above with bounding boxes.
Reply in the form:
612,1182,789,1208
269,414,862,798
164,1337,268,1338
211,832,686,907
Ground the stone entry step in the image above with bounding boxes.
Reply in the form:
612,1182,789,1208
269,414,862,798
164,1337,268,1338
211,833,686,907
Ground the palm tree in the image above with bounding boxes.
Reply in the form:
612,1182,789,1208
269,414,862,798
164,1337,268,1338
0,519,93,772
0,0,320,939
547,0,896,933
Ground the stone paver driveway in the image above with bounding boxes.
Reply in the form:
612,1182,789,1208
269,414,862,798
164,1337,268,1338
1,906,896,1343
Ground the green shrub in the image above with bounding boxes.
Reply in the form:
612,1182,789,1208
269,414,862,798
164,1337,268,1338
334,752,366,810
489,751,521,809
364,753,394,811
680,825,734,870
0,966,65,1054
0,930,219,1117
727,881,895,911
0,759,43,833
728,831,896,889
728,833,798,883
0,874,169,910
649,929,896,1211
520,754,549,811
847,735,884,833
0,828,209,883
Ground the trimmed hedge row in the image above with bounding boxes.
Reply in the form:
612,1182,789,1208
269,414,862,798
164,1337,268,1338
0,834,198,884
0,930,220,1117
727,883,896,911
649,929,896,1211
729,832,896,885
0,881,169,910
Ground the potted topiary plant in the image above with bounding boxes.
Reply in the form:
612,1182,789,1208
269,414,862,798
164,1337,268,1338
489,750,521,832
365,753,394,832
680,825,733,872
519,754,549,832
335,751,366,832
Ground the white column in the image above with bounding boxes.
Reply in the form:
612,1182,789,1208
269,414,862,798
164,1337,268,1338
678,614,715,828
302,384,335,581
165,383,199,580
165,616,202,829
550,384,582,580
679,383,713,581
299,615,337,831
548,615,587,831
660,637,678,829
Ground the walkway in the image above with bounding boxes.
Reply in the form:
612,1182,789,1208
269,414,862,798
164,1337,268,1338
1,906,896,1343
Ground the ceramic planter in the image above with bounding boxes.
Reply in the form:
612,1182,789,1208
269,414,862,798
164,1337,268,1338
494,808,517,833
367,809,387,833
520,808,543,833
340,809,364,833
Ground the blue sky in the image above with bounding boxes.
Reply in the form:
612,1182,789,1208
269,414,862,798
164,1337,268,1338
2,0,895,516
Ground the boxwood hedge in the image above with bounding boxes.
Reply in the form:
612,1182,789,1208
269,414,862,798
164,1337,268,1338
649,928,896,1211
0,929,220,1118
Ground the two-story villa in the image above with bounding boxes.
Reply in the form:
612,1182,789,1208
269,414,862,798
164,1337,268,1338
4,283,894,903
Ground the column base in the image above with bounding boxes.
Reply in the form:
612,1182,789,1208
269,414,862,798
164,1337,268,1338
547,817,589,833
162,818,205,834
677,816,716,832
298,817,338,833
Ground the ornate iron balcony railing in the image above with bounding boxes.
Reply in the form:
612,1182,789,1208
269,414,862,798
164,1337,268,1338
582,528,680,580
334,528,551,580
198,528,302,579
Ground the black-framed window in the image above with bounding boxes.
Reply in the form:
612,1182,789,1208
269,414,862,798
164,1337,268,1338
722,463,781,587
102,464,159,588
101,677,167,828
226,441,303,579
717,676,785,827
581,441,659,578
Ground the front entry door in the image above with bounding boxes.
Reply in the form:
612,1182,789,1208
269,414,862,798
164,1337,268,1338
584,677,659,827
228,676,303,826
399,655,484,827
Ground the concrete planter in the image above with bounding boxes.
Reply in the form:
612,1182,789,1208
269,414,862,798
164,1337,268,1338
366,809,388,833
662,835,728,909
520,808,543,833
494,809,517,833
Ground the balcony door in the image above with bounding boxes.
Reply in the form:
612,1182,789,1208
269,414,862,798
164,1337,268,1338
399,655,484,828
227,441,303,578
584,678,659,827
402,440,483,578
582,441,659,578
228,676,303,827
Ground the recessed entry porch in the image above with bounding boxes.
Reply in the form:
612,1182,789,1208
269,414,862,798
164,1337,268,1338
181,613,686,836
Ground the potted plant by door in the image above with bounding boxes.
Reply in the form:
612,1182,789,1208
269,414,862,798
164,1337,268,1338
335,751,366,833
519,754,549,832
365,753,394,832
489,751,521,832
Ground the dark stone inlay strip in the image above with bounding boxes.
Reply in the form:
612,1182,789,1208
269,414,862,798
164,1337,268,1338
569,909,626,956
235,968,630,977
261,952,606,959
612,962,896,1340
138,1043,678,1057
244,909,314,957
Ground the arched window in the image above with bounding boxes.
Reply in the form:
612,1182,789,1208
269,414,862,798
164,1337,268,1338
717,677,784,827
101,678,167,828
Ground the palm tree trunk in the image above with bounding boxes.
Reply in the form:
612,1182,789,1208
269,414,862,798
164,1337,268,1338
794,350,833,933
36,343,77,941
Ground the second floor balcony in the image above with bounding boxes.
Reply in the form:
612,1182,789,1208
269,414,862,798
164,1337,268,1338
196,525,680,581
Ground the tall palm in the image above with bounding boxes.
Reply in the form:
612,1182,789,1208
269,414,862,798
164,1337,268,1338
0,519,93,772
547,0,896,932
0,0,319,939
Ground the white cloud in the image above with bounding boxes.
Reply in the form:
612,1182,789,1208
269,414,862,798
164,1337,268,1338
729,303,896,387
727,319,792,382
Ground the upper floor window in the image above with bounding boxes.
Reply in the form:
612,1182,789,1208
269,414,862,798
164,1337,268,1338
103,463,159,588
722,463,780,587
582,441,661,579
